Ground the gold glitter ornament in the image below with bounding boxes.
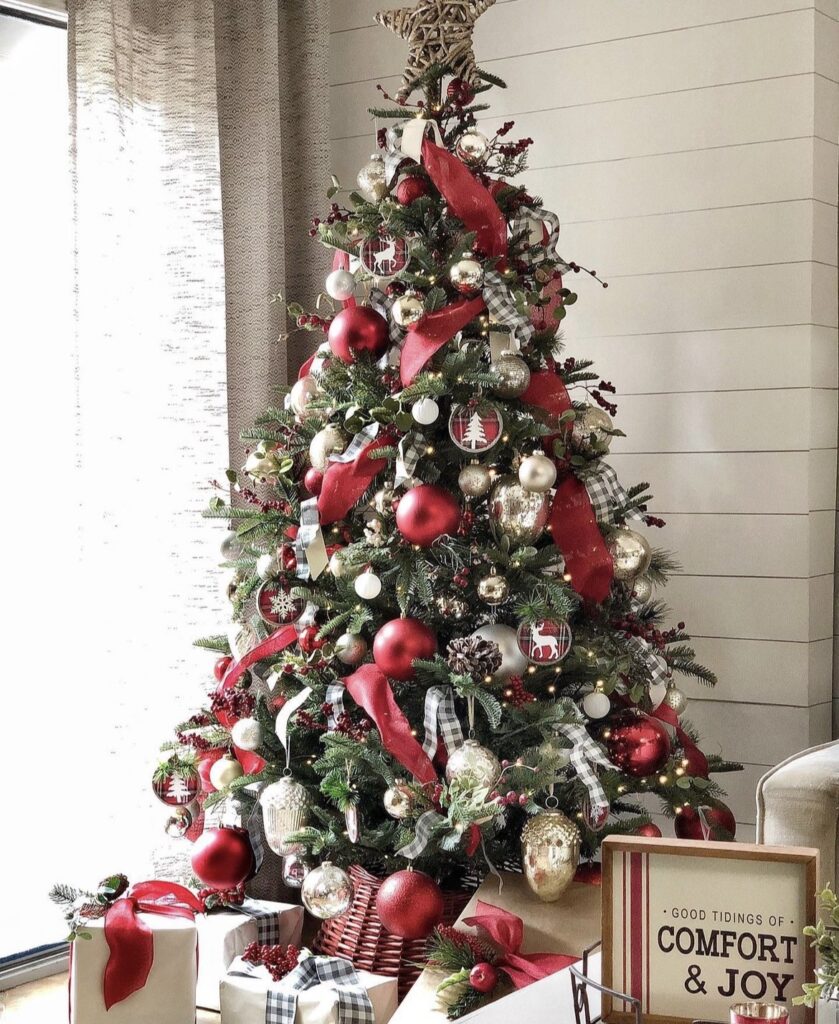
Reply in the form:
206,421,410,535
521,808,581,902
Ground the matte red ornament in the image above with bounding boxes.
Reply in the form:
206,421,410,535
190,826,254,889
395,483,460,548
447,77,475,106
675,805,736,841
304,467,324,495
214,656,232,681
372,617,437,681
298,625,326,654
328,306,389,363
469,962,499,993
375,869,444,939
635,822,663,838
605,709,671,778
396,176,429,205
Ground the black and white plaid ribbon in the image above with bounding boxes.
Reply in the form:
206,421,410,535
585,462,645,524
383,124,408,185
483,270,534,346
422,686,464,758
235,899,286,945
553,722,614,822
625,635,671,687
509,205,562,266
395,431,426,487
245,801,265,874
396,808,445,860
325,682,346,729
368,287,403,351
294,498,328,581
329,422,380,465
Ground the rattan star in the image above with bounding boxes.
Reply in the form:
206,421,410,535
376,0,496,100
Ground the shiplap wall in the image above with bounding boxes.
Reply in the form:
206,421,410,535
328,0,839,838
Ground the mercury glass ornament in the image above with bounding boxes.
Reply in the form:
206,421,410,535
325,268,356,302
607,527,652,580
412,397,439,425
230,718,263,751
261,776,312,856
449,256,485,295
281,854,310,889
289,375,322,420
490,351,531,399
477,571,510,606
631,575,653,604
301,862,354,920
383,779,415,819
164,806,193,838
354,569,382,600
335,632,368,665
661,684,688,716
471,623,528,681
445,738,501,790
357,154,389,202
391,292,425,327
572,405,614,452
435,594,469,619
458,461,492,498
455,129,489,163
244,441,282,482
521,809,581,902
518,452,557,494
309,424,345,471
489,476,550,546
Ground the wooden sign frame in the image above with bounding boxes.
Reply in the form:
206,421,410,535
601,836,818,1024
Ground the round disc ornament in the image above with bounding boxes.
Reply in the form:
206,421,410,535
153,762,200,806
516,619,572,665
256,580,305,626
449,402,503,453
359,233,409,279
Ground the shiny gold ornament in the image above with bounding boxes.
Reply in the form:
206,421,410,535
260,776,312,856
477,571,509,606
445,738,501,790
289,375,322,420
521,808,581,903
356,154,389,202
335,632,368,665
607,527,652,580
435,594,469,619
449,256,484,295
243,441,283,483
391,292,425,327
661,683,688,716
383,779,415,819
309,424,346,471
630,575,653,604
458,461,492,498
518,452,557,494
301,862,354,920
489,475,550,546
490,351,531,399
455,129,490,163
572,405,614,452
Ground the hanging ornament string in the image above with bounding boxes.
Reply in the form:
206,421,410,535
317,428,394,524
275,686,313,770
551,722,613,822
421,686,464,758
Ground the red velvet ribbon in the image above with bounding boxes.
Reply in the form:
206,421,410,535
462,901,578,989
317,431,394,525
652,700,709,777
102,881,203,1010
343,664,437,785
400,295,486,386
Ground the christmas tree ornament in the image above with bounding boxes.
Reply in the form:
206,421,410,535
521,808,581,903
395,483,460,547
370,486,395,513
383,779,415,819
581,690,611,720
209,754,244,791
458,461,492,497
335,631,368,665
244,441,283,483
395,175,429,205
373,616,437,681
356,154,389,202
261,776,312,856
490,350,531,398
375,869,444,939
605,709,671,777
661,683,688,715
256,580,305,626
572,405,614,452
281,853,310,889
449,402,503,453
391,292,425,328
471,623,527,681
607,527,652,580
630,575,653,604
298,625,326,654
230,717,263,752
303,467,324,495
447,634,503,680
289,375,322,419
517,619,572,665
214,655,233,681
435,593,469,619
354,569,382,600
191,826,254,889
345,804,360,843
488,476,550,545
328,548,356,578
301,862,354,920
448,255,484,295
164,807,193,839
256,552,279,580
220,530,244,561
445,738,501,789
360,233,410,278
469,963,498,993
455,129,489,164
325,268,356,302
411,396,439,425
477,570,509,606
152,760,200,806
309,424,346,471
447,76,476,105
518,451,557,493
328,306,389,362
675,805,736,841
635,822,663,838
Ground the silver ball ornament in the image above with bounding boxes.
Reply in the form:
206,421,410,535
325,268,356,302
411,397,439,425
455,130,489,163
220,530,244,561
261,776,312,856
164,806,193,838
290,375,322,420
354,570,382,600
383,780,415,819
661,684,688,716
471,623,528,681
281,854,310,889
356,154,389,202
335,632,368,665
489,475,550,546
209,755,244,790
477,572,510,606
521,809,581,903
631,576,653,604
490,351,531,399
607,527,652,580
458,462,492,498
301,862,354,920
231,717,263,751
445,738,501,790
518,452,557,494
309,424,345,471
573,405,614,452
581,690,612,720
449,256,484,295
391,293,425,328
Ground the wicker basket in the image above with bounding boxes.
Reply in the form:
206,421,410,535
313,865,473,998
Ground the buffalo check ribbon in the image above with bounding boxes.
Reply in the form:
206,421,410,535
483,269,534,346
395,431,427,487
585,462,645,525
294,498,328,581
396,808,445,860
625,635,671,687
552,722,614,823
422,686,464,758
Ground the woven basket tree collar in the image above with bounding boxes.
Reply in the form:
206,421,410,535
376,0,496,99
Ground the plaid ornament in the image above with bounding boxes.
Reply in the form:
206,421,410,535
422,686,464,758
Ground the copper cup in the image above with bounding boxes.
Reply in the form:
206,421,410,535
730,1003,790,1024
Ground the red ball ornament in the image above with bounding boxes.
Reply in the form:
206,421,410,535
280,544,297,572
447,77,475,106
376,869,444,939
298,625,326,654
605,709,671,778
328,306,389,363
395,484,460,548
304,467,324,495
575,862,602,886
469,963,499,993
373,617,437,681
190,826,254,889
214,655,232,681
635,822,663,838
675,805,736,842
396,176,429,205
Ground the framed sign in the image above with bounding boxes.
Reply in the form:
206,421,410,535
602,836,817,1024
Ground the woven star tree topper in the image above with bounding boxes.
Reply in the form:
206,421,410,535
376,0,496,99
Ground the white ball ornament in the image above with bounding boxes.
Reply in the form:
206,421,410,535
581,691,611,720
256,553,278,580
325,269,356,302
231,718,264,751
209,754,244,791
354,570,382,600
411,397,439,425
471,623,528,681
518,452,557,493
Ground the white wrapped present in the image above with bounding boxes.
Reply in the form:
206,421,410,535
197,898,305,1010
220,952,398,1024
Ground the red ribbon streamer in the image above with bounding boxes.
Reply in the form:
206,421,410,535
343,664,436,785
317,431,393,525
103,881,203,1009
400,296,486,386
652,700,709,777
462,901,578,989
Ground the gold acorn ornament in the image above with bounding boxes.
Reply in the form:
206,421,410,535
572,405,614,452
607,527,652,580
383,779,415,819
260,775,312,856
445,738,501,790
521,804,581,902
490,350,531,399
356,154,389,202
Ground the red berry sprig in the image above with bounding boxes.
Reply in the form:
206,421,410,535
242,942,301,982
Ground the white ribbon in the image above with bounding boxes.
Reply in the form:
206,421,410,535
275,686,313,768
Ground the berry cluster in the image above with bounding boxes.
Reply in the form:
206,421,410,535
296,312,332,330
498,136,533,158
452,567,470,589
430,925,494,965
198,882,245,908
211,686,255,720
489,786,530,807
502,675,536,708
613,612,686,652
308,204,349,237
242,942,301,982
176,712,215,750
240,487,291,515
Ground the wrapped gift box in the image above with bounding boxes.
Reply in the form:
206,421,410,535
69,913,197,1024
220,955,399,1024
197,898,305,1010
391,872,602,1024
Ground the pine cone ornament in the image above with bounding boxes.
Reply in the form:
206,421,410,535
446,636,502,681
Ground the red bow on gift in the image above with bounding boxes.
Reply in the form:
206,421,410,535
462,900,579,989
102,881,203,1009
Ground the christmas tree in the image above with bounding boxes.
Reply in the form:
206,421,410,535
161,0,740,954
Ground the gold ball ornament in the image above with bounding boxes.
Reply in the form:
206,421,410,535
435,594,469,619
309,424,346,471
477,572,510,606
490,351,531,399
630,575,653,604
489,475,550,546
289,375,322,420
445,738,501,790
518,452,557,494
449,256,484,295
335,632,368,665
244,441,283,483
260,776,312,856
458,461,493,498
661,683,688,716
391,293,425,328
521,808,581,903
356,154,389,202
301,862,354,920
455,130,489,163
209,755,244,791
607,527,652,580
383,780,415,819
572,406,614,452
